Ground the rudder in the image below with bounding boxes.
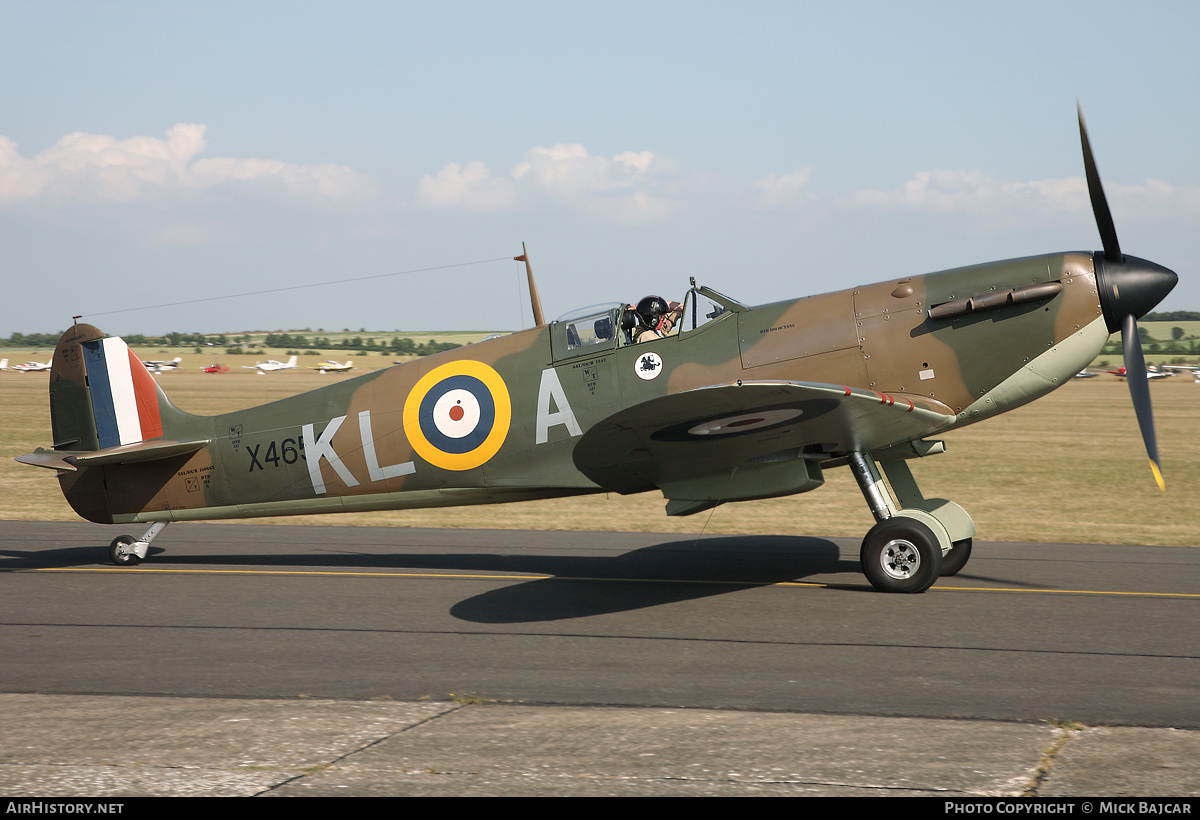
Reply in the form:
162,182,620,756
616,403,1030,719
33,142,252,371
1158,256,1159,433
49,323,190,451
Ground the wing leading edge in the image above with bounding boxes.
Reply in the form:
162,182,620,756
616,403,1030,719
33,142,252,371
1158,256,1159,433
572,381,955,512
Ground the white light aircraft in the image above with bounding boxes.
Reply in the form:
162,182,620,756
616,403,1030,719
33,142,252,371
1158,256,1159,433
242,355,299,374
1108,366,1172,380
12,360,52,372
142,356,183,373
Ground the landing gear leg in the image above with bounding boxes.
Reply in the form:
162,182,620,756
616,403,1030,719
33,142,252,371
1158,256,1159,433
848,452,975,592
109,522,169,566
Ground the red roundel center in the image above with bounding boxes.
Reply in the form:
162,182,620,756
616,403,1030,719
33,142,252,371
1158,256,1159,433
449,402,465,421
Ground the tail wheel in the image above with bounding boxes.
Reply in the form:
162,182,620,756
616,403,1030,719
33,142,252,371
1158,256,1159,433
940,538,972,576
860,518,942,593
109,535,141,566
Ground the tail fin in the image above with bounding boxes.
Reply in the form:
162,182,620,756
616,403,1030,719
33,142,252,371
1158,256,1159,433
287,355,298,368
49,324,192,451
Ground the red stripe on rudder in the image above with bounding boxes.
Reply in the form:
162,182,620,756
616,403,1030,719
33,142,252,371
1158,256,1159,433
126,347,163,439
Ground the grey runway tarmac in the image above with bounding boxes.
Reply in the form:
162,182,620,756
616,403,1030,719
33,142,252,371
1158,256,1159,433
1,520,1197,797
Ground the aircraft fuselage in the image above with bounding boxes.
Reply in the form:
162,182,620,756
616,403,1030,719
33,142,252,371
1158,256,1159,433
56,251,1107,525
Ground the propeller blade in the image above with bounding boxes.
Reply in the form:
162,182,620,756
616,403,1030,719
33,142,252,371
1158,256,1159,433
1121,313,1165,491
1078,103,1122,263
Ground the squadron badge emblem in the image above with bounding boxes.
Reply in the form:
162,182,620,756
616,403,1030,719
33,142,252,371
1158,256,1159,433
635,352,663,381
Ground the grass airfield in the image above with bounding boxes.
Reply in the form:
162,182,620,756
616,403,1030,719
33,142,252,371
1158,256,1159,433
2,351,1197,547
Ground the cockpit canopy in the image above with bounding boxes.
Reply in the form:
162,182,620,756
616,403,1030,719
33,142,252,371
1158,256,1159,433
549,286,746,362
555,303,624,353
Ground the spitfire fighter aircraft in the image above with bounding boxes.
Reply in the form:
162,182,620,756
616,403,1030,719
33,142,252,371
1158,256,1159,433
16,110,1178,593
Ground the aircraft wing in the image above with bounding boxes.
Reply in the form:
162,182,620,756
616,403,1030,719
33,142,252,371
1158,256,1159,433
572,381,955,498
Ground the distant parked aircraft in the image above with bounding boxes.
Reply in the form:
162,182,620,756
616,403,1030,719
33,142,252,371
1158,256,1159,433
1107,366,1172,380
142,356,183,374
242,356,299,374
309,360,353,374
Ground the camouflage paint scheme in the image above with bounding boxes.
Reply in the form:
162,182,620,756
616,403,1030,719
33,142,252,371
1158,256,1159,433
30,251,1102,529
18,109,1178,592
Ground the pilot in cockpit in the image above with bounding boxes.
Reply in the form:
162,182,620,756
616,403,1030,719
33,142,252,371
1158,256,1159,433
624,296,684,344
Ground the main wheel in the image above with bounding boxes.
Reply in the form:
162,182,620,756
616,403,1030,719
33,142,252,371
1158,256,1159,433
109,535,141,566
939,538,972,576
860,518,942,593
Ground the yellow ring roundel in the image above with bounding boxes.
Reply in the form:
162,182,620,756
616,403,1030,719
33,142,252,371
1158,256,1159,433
403,360,511,471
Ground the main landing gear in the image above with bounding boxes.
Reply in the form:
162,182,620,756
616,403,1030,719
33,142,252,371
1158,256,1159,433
108,522,169,566
848,451,975,593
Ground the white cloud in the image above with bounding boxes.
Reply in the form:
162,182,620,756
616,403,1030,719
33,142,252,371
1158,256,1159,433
1104,178,1200,218
588,190,678,225
849,170,1022,211
415,161,516,210
512,143,663,196
0,124,378,206
752,168,816,207
847,170,1200,218
417,143,677,223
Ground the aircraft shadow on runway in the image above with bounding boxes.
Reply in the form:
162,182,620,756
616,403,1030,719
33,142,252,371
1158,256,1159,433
1,533,857,622
448,535,851,623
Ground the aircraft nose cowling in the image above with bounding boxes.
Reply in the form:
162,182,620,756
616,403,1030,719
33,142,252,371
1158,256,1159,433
1095,254,1178,333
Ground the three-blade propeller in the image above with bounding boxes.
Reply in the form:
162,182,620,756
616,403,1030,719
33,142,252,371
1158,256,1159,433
1079,104,1176,490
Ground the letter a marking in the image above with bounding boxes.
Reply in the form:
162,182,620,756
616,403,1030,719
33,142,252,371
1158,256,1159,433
536,368,581,444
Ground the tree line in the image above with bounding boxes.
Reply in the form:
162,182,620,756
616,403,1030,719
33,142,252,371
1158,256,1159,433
2,330,462,358
1144,311,1200,321
259,333,461,356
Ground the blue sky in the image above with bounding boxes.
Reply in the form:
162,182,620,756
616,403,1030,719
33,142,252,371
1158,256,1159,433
2,1,1197,336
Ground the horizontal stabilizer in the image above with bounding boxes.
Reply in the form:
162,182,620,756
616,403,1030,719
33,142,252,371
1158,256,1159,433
16,438,210,472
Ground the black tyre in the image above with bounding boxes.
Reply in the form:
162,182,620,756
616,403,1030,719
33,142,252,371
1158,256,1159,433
109,535,141,566
860,517,942,593
939,538,972,577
